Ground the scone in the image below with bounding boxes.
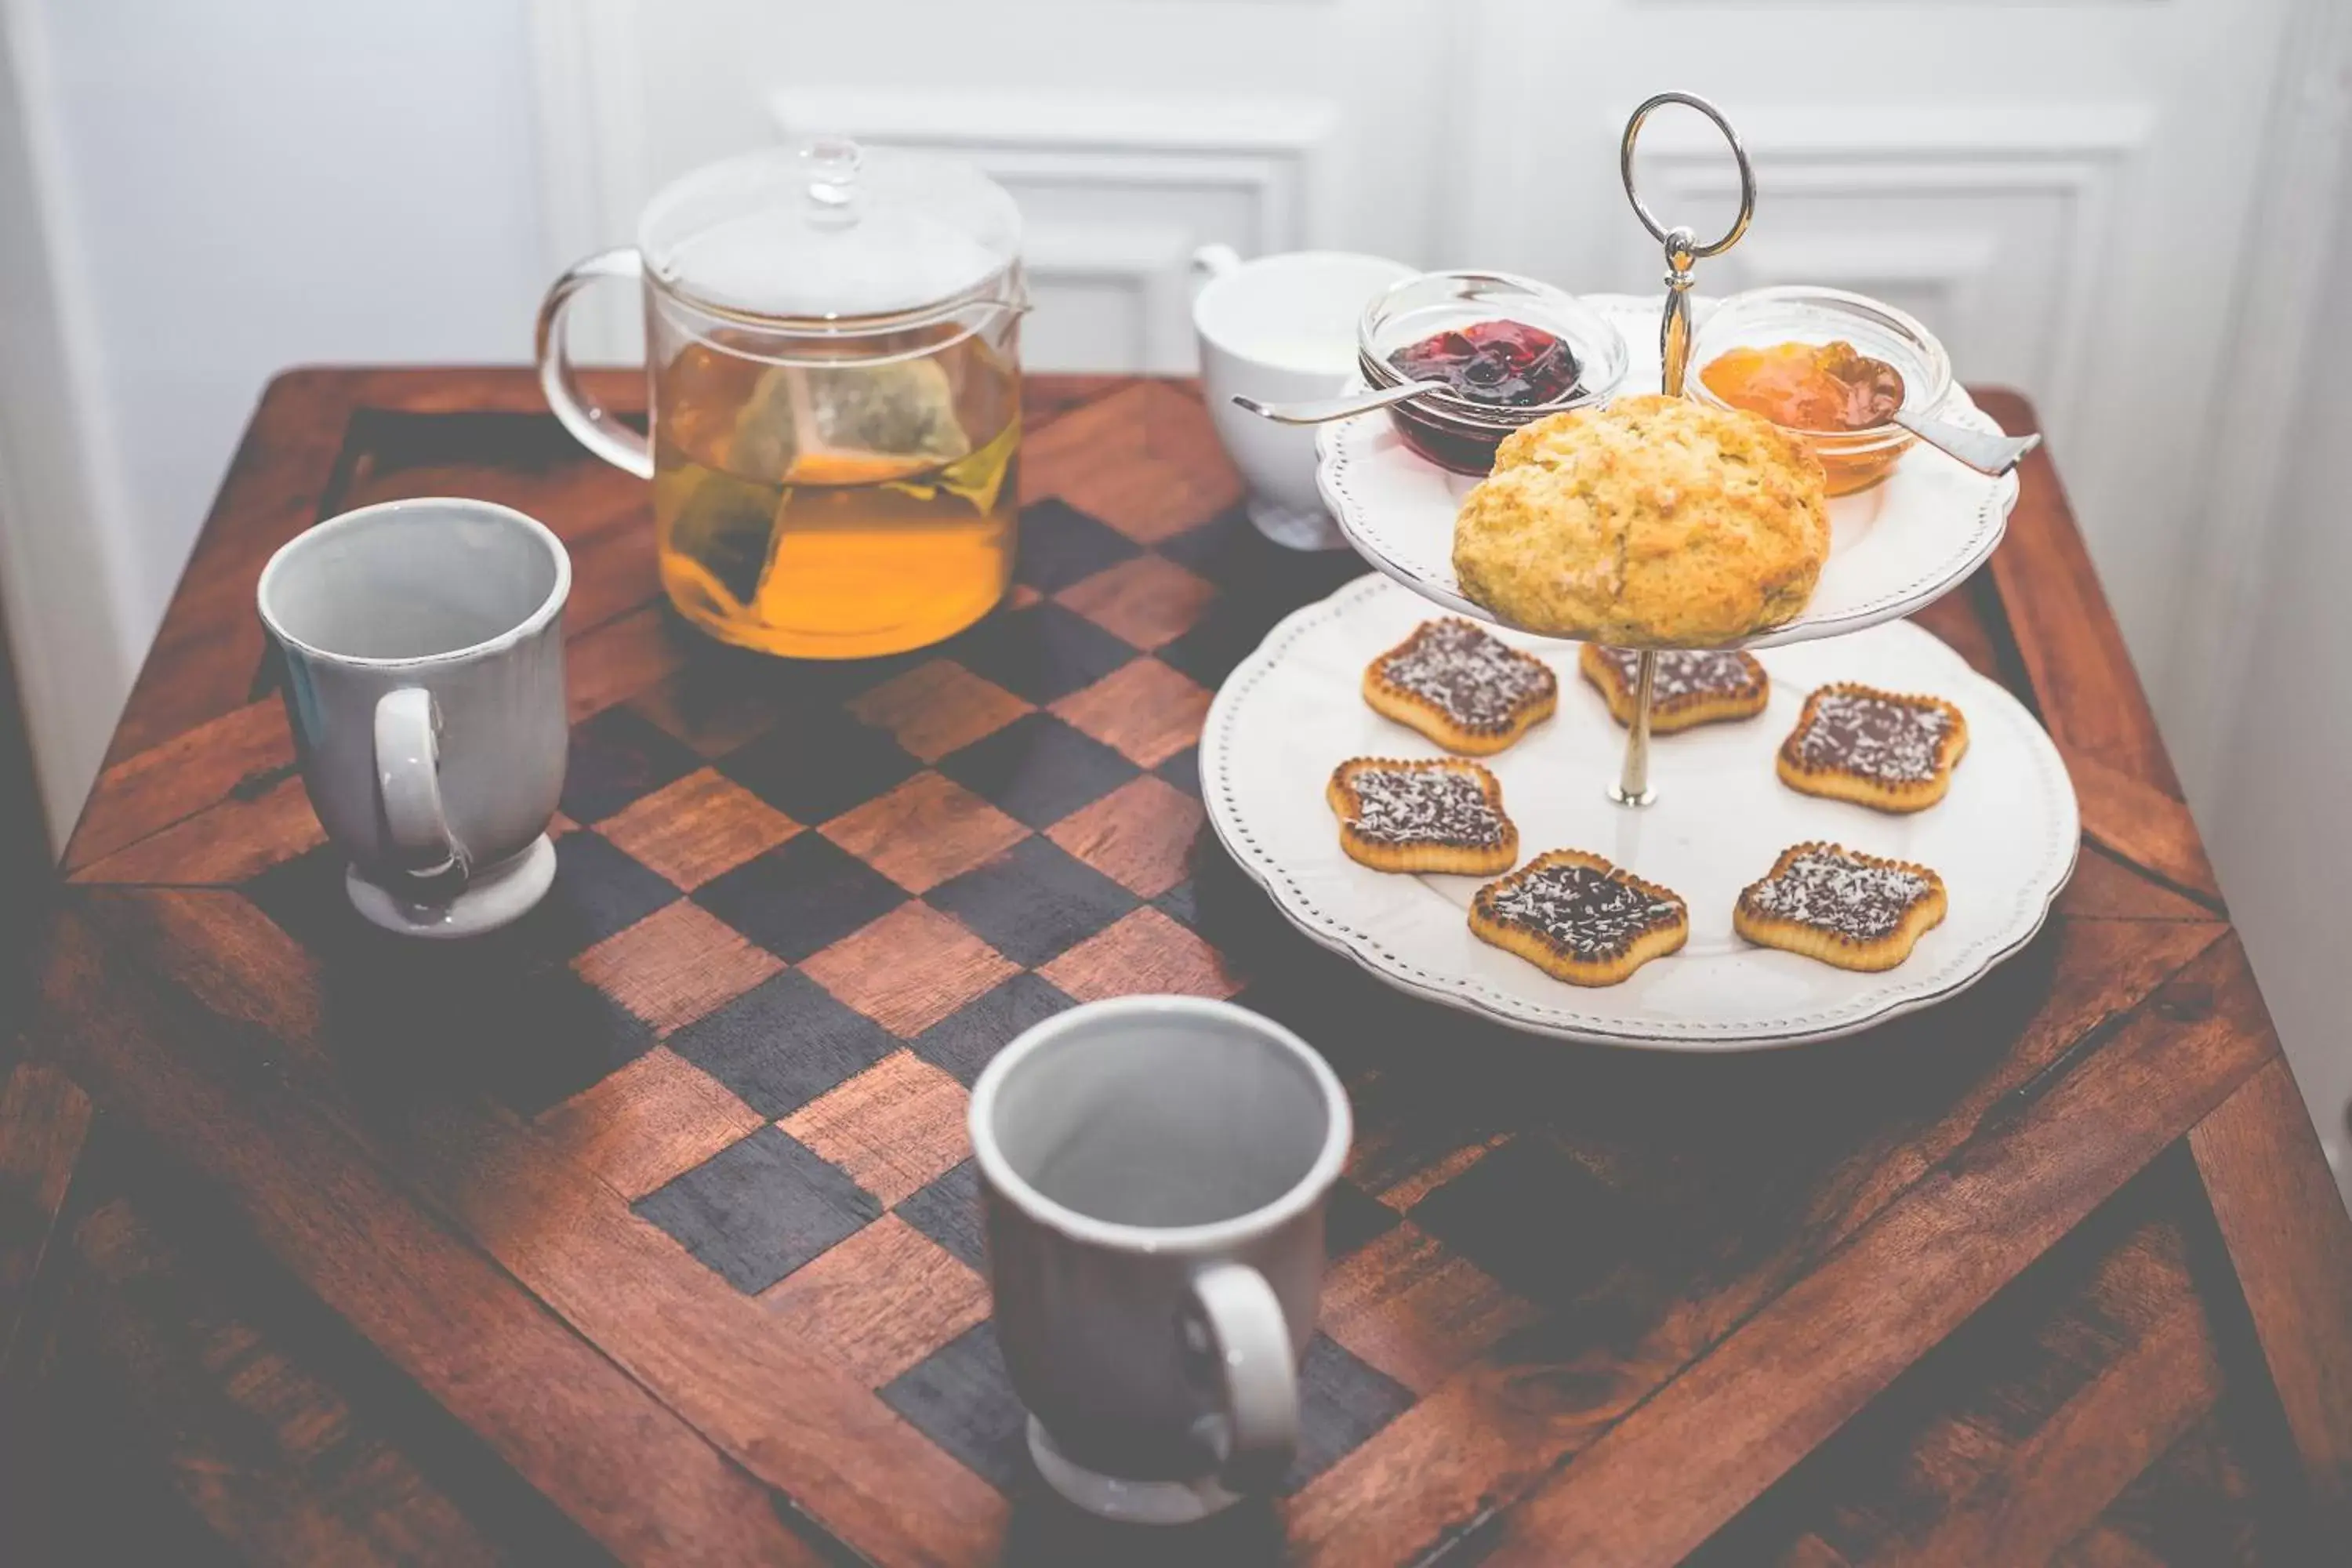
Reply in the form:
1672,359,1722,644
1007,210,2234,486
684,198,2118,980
1579,644,1769,733
1777,683,1969,812
1451,395,1831,645
1468,849,1687,986
1734,842,1947,971
1363,618,1558,755
1328,757,1518,876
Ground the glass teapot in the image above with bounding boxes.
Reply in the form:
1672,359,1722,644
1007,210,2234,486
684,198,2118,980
536,138,1026,659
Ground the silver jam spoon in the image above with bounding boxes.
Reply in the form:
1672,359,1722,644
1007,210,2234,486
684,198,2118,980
1230,381,1449,426
1893,411,2042,477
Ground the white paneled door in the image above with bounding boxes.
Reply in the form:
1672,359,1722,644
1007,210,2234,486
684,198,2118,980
532,0,2307,763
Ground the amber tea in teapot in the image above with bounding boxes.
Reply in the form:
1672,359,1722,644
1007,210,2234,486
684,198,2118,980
652,321,1018,656
540,139,1025,658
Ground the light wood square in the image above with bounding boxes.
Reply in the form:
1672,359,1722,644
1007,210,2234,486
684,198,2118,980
820,773,1029,894
597,770,799,891
572,900,786,1035
778,1050,971,1208
799,903,1021,1036
1049,659,1214,768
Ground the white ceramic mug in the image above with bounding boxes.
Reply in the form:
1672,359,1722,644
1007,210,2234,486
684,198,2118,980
968,995,1352,1524
257,497,572,938
1192,245,1417,550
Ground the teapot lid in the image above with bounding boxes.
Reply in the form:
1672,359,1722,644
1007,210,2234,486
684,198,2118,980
641,138,1021,321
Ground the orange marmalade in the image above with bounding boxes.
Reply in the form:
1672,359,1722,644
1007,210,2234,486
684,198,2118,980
1700,339,1909,495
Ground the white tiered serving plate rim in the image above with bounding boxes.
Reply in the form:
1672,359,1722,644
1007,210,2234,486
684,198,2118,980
1316,293,2020,652
1200,574,2079,1051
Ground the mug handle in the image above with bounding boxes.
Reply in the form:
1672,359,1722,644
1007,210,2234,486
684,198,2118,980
1190,242,1243,283
376,688,467,886
1186,1261,1299,1492
535,248,654,479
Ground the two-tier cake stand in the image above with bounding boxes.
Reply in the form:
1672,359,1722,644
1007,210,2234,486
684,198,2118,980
1199,94,2079,1051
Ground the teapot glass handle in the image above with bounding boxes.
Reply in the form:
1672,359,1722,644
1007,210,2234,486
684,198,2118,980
535,248,654,479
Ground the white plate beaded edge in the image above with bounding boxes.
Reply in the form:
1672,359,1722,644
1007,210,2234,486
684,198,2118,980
1200,574,2080,1051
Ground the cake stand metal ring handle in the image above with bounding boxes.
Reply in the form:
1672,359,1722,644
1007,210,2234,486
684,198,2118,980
1619,91,1756,260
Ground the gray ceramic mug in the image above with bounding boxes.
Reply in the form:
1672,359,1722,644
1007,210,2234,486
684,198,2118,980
968,995,1352,1524
257,497,571,938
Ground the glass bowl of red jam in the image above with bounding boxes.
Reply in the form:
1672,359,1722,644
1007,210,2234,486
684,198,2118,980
1687,285,1952,496
1356,270,1629,474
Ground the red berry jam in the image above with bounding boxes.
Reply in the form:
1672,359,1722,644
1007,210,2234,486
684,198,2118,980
1388,321,1582,408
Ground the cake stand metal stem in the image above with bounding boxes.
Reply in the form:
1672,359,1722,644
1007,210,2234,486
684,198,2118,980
1610,650,1661,807
1608,91,1755,808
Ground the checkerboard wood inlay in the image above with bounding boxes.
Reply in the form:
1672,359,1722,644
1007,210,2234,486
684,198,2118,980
207,443,1694,1518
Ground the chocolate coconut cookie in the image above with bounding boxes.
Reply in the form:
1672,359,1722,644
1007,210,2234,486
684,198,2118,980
1363,618,1557,756
1468,849,1687,987
1733,841,1947,972
1777,682,1968,812
1328,757,1518,876
1579,644,1769,734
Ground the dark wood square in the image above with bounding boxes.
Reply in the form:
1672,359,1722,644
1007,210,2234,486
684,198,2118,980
1153,595,1292,690
691,832,909,963
667,970,900,1119
1325,1180,1405,1261
1156,506,1367,604
438,961,659,1118
1286,1334,1416,1494
1155,744,1202,798
924,837,1139,968
561,704,704,825
633,1125,882,1294
896,1159,986,1272
241,841,359,954
1012,497,1145,593
540,831,684,955
933,711,1139,831
1149,506,1261,590
878,1322,1029,1493
1406,1134,1649,1309
1154,880,1200,931
942,601,1140,705
909,973,1080,1087
717,704,920,826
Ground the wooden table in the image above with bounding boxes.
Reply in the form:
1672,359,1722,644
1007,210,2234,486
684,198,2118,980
5,369,2351,1566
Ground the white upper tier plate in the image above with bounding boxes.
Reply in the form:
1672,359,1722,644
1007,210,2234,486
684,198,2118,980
1316,294,2021,651
1200,575,2079,1050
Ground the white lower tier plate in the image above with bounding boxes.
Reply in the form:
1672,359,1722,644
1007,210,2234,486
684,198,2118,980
1316,295,2021,651
1200,575,2080,1051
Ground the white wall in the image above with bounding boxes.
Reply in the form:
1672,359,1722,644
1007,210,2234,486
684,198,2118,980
1,0,544,843
2202,140,2352,1207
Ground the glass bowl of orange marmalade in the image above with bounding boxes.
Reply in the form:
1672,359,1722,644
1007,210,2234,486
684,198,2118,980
1689,285,1951,496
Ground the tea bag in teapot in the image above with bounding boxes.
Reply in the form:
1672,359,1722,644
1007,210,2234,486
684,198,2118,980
654,462,775,619
726,358,972,488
